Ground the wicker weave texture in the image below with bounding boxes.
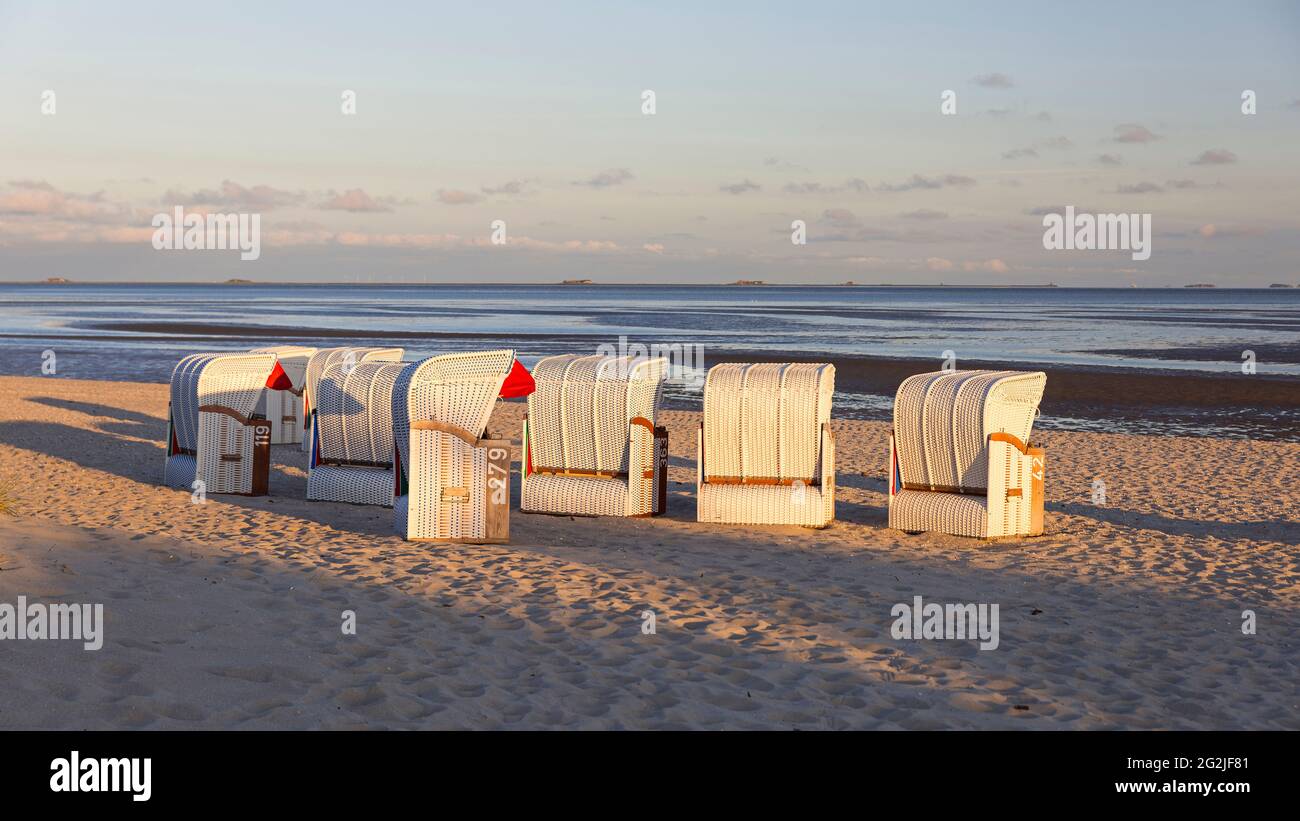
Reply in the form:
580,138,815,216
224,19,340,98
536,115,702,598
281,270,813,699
392,350,516,541
696,362,836,526
889,369,1046,537
301,346,404,451
522,354,667,517
164,352,277,495
306,361,405,506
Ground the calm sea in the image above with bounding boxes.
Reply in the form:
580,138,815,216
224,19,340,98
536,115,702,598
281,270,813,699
2,283,1297,436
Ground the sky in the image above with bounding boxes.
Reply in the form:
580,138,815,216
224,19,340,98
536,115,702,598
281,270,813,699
1,0,1298,285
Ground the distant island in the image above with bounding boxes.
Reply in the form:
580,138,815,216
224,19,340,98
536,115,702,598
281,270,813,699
224,278,255,285
561,279,592,285
44,277,70,284
1184,283,1216,288
1269,283,1295,288
729,279,766,286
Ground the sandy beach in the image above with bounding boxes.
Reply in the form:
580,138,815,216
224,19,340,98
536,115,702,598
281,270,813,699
0,373,1297,730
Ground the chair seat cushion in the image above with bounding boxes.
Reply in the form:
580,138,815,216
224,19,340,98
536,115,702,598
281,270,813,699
307,464,394,506
522,474,629,517
698,482,831,527
888,489,988,538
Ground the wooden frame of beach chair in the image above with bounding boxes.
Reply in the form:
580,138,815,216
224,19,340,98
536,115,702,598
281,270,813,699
520,354,669,518
301,346,404,452
696,362,836,527
249,345,316,445
887,370,1047,539
163,352,279,496
306,360,407,507
392,349,518,544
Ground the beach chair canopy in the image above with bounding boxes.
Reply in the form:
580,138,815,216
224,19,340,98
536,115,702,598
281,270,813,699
527,354,667,475
303,346,404,416
696,362,836,527
892,370,1045,494
314,361,408,467
521,354,668,518
169,352,280,452
392,348,519,481
391,349,519,542
164,352,280,494
702,362,835,484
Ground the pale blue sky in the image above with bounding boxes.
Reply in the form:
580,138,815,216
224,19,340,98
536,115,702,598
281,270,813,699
2,0,1298,284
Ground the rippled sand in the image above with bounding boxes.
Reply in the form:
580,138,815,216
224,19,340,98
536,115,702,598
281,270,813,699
0,375,1296,729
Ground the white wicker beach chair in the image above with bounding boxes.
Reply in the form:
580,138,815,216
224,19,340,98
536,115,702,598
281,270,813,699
163,352,279,496
888,370,1047,538
392,349,518,544
249,345,316,445
521,354,668,518
696,362,836,527
301,347,404,451
306,360,407,506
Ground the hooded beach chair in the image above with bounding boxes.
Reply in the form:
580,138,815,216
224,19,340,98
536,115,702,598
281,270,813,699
163,352,281,496
392,349,531,543
521,354,668,517
301,346,404,451
888,370,1046,538
249,345,316,445
696,362,836,527
306,360,408,506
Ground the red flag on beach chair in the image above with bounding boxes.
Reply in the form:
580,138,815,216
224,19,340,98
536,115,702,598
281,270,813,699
265,360,294,391
498,359,536,398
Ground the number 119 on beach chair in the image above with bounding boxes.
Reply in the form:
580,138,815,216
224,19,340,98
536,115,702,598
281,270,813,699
163,352,281,496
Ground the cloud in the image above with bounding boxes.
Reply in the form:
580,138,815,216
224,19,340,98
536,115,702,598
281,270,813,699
972,72,1014,88
319,188,395,212
642,243,664,254
436,189,482,205
963,258,1010,273
1002,148,1038,160
1096,153,1124,166
1289,100,1300,111
1112,123,1162,143
1116,181,1163,194
782,178,869,194
481,178,535,196
878,174,976,192
572,168,634,188
1190,148,1237,165
899,208,948,220
986,108,1014,118
1035,111,1052,122
0,179,128,222
1038,136,1074,150
720,179,761,195
926,257,955,271
1165,179,1213,190
819,208,859,228
162,179,303,210
763,157,810,172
